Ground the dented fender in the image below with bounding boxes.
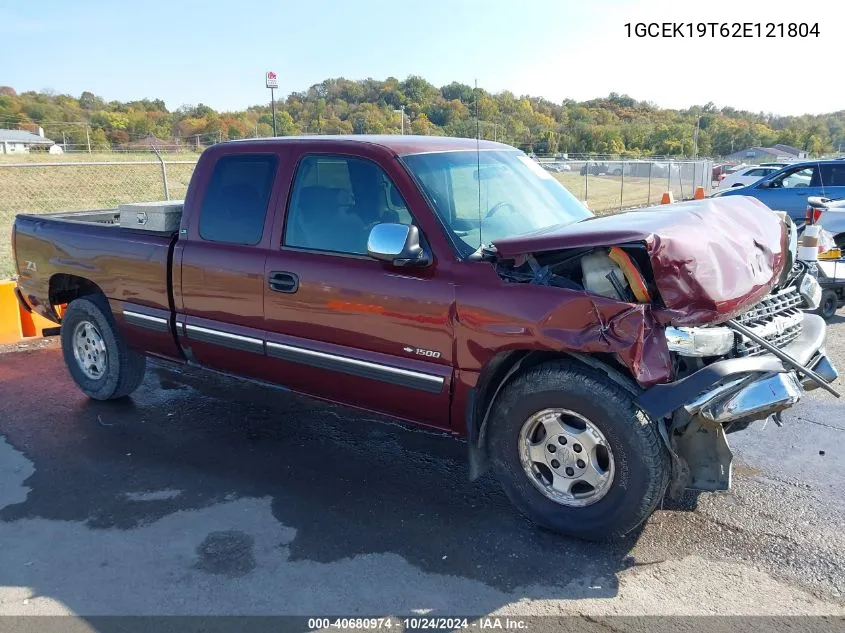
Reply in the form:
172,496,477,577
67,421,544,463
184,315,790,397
455,281,672,387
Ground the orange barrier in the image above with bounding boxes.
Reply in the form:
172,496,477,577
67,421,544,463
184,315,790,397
693,186,706,200
0,279,62,344
0,281,22,344
660,191,674,204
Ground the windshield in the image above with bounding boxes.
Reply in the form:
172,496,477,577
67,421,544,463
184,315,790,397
401,150,592,253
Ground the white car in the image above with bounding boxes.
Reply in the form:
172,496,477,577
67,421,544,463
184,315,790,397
717,165,781,190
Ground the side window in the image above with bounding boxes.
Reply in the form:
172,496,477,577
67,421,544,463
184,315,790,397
819,164,845,187
199,154,277,245
284,155,411,255
772,166,814,188
745,168,766,177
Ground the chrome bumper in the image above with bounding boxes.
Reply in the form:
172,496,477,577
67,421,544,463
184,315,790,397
697,371,803,425
638,313,838,497
682,353,837,426
638,313,836,422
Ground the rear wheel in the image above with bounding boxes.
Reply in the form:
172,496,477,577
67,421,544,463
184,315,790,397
60,294,146,400
818,289,838,321
487,360,669,540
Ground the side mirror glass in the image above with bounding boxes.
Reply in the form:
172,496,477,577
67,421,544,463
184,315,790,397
367,223,431,267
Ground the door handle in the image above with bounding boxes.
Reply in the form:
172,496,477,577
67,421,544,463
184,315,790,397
268,271,299,293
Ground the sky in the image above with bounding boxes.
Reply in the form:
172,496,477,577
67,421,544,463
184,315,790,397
0,0,840,116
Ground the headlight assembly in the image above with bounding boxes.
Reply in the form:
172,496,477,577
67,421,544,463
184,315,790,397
665,326,735,357
799,273,822,310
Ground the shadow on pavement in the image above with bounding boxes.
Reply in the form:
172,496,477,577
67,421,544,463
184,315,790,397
0,346,660,615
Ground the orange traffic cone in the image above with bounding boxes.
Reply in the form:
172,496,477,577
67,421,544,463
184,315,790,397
660,191,674,204
693,186,706,200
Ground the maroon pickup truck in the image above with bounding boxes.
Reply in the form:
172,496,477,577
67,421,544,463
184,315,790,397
12,136,838,540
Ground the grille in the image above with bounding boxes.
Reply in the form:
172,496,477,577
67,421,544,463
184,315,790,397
734,286,804,357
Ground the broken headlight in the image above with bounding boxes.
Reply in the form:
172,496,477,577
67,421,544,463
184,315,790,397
799,273,822,310
665,326,735,357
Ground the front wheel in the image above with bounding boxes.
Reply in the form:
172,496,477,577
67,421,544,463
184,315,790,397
60,294,146,400
487,360,669,540
818,289,838,321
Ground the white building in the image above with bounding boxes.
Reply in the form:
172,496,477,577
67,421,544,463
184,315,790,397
0,128,57,154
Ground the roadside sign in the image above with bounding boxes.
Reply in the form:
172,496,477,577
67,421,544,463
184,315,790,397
266,71,278,89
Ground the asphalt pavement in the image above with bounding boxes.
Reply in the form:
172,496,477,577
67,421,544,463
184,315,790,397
0,316,844,621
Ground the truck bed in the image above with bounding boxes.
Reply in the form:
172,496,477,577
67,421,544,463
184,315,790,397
31,201,185,233
13,211,178,323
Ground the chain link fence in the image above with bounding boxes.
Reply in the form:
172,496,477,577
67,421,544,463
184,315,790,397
538,158,714,214
0,158,198,277
0,159,197,214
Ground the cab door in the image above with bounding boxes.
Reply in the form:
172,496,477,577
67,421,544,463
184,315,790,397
261,149,455,430
176,148,283,379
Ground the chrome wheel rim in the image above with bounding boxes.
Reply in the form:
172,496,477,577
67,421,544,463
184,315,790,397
72,320,108,380
518,408,615,507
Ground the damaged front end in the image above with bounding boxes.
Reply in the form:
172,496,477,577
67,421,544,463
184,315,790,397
491,197,840,497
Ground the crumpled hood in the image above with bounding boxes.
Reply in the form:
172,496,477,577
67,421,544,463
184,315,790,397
493,196,787,325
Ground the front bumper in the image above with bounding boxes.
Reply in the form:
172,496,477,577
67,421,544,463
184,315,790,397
638,313,838,423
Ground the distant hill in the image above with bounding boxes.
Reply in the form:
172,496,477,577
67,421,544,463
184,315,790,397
1,78,843,157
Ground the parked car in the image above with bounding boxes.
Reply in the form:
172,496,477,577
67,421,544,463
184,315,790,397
579,162,608,175
715,163,748,182
712,159,845,222
712,163,730,181
543,162,571,173
717,165,780,189
806,195,845,247
12,136,836,541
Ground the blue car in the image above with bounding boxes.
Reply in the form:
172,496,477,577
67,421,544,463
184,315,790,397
711,159,845,222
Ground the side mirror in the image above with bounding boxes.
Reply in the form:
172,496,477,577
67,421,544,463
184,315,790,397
367,223,431,267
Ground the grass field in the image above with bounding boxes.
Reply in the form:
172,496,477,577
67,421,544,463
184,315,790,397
0,155,698,278
553,172,696,212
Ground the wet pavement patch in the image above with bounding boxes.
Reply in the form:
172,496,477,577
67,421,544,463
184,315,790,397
194,530,256,577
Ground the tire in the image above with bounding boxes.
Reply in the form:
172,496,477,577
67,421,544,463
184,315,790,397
817,289,838,321
60,294,146,400
487,360,669,540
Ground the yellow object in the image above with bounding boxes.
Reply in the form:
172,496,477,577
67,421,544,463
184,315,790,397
0,280,62,344
608,247,651,302
819,248,842,260
0,281,23,344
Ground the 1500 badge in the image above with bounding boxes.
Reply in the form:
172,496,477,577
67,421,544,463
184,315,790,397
403,346,441,358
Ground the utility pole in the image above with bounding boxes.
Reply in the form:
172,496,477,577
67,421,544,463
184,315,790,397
86,125,91,153
692,116,701,159
394,105,406,134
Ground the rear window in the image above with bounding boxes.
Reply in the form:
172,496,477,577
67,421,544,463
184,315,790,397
199,154,277,244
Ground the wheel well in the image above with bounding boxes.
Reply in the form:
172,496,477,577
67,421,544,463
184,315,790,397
49,274,104,318
470,350,637,449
